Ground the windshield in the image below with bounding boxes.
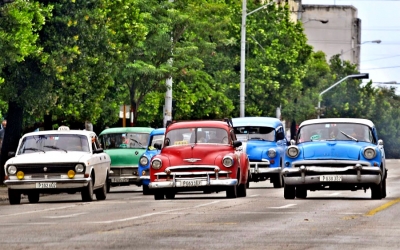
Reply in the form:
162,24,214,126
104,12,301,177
99,132,150,149
148,134,165,150
18,134,90,154
234,126,275,142
297,123,374,143
164,127,229,146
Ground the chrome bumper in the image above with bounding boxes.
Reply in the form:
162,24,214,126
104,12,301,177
4,178,90,190
149,178,238,189
249,161,281,174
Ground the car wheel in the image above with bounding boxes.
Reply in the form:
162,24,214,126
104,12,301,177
237,181,247,197
154,191,165,200
382,176,387,198
165,192,175,199
295,186,307,199
81,178,94,202
143,185,152,195
106,179,111,193
226,185,237,199
28,192,40,203
284,184,295,199
246,171,250,188
8,189,21,205
272,175,283,188
95,181,107,201
371,181,383,200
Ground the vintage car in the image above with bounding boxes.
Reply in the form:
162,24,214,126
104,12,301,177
138,128,165,195
282,118,387,200
148,119,250,200
232,117,288,188
3,126,111,205
99,127,154,191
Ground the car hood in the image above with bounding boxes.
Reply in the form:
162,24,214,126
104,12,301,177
242,141,277,159
105,148,145,166
161,144,233,166
300,141,371,160
6,151,90,164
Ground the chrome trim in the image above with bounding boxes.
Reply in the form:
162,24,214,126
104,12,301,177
283,175,381,185
149,178,238,189
154,171,231,176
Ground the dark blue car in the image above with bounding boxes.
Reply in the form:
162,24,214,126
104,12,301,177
138,128,165,195
232,117,288,188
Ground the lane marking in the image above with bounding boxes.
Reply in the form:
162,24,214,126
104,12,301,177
91,200,222,224
42,212,86,219
0,205,79,218
268,204,297,209
250,195,259,197
365,197,400,216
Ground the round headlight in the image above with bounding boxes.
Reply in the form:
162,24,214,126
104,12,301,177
151,159,162,170
140,156,149,166
267,148,277,158
363,147,376,159
222,156,234,167
68,170,75,179
75,164,85,173
16,171,24,180
287,146,300,158
7,165,17,175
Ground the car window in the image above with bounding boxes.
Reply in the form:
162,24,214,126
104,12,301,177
165,127,229,146
148,134,165,149
18,134,90,154
99,132,150,149
234,126,275,142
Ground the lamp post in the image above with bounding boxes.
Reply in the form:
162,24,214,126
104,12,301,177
240,0,275,117
340,40,381,60
317,73,369,119
303,18,329,24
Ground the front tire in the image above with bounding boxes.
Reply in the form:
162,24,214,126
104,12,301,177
154,191,164,200
272,174,283,188
8,189,21,205
81,178,94,202
237,182,247,197
95,181,107,201
226,185,237,199
295,186,307,199
28,192,40,203
284,184,295,199
143,185,152,195
371,180,383,200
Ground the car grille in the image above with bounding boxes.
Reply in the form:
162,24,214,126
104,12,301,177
154,165,232,180
110,167,138,176
13,163,77,174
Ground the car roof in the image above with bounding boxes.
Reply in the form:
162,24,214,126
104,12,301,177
299,118,375,128
150,128,166,135
167,120,230,130
99,127,154,135
232,117,283,128
22,130,96,138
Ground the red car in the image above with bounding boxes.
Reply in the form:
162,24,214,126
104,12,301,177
149,119,250,200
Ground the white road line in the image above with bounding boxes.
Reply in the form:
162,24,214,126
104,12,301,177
250,195,260,197
91,201,222,224
42,212,87,219
268,204,297,209
0,205,79,218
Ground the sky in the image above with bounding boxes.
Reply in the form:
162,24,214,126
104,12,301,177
302,0,400,91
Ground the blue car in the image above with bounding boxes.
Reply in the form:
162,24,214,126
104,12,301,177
282,118,387,200
232,117,288,188
138,128,165,195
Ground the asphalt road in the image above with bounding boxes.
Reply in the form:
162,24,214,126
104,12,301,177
1,160,400,250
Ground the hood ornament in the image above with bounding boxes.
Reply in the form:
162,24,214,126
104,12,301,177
43,167,48,172
184,158,201,163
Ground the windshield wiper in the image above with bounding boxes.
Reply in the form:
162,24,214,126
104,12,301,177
130,138,146,148
340,131,358,142
44,145,67,152
248,137,266,141
24,147,45,153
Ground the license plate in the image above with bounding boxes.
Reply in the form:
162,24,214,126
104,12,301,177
181,180,202,187
111,178,129,183
320,175,342,182
36,182,56,188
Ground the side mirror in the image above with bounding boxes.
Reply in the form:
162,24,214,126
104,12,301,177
8,151,15,157
233,140,242,148
378,139,384,146
93,148,104,154
154,143,162,150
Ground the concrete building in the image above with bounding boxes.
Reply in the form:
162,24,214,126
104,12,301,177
299,4,362,66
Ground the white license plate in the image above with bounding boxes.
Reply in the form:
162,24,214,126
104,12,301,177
181,180,202,187
320,175,342,182
36,182,57,188
111,178,129,183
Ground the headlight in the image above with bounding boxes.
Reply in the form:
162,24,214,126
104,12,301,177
363,147,376,159
75,164,85,173
67,170,75,179
151,158,162,169
267,148,276,158
140,156,149,166
222,156,234,167
16,171,24,180
287,146,300,158
7,165,17,175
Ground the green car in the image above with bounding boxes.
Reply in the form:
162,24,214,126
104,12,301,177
99,127,154,192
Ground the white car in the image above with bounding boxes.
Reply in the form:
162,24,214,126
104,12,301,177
3,127,111,205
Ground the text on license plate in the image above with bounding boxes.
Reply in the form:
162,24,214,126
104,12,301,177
181,180,202,187
36,182,57,188
320,175,342,182
111,178,129,183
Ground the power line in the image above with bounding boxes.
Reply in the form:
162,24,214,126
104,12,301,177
360,65,400,70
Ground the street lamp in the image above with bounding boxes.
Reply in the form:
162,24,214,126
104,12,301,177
341,40,381,59
303,18,329,24
317,73,369,119
240,0,275,117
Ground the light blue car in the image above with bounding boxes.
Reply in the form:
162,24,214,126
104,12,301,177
138,128,165,195
232,117,288,188
282,118,387,200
